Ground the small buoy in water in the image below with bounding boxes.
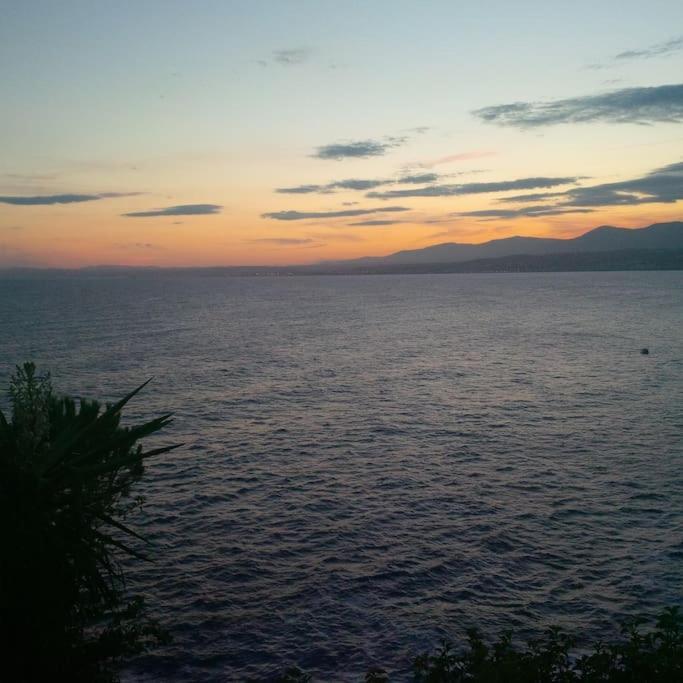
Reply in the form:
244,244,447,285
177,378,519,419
641,348,649,355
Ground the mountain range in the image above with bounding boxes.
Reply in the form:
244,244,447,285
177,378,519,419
330,221,683,267
1,222,682,277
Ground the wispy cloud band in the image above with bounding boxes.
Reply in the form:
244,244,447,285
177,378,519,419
367,177,579,199
474,84,683,128
462,160,683,219
615,36,683,61
312,137,406,160
0,192,139,205
459,206,595,220
276,173,441,195
347,219,403,226
123,204,221,217
262,206,409,221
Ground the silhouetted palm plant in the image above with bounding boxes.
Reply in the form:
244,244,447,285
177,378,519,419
0,363,179,681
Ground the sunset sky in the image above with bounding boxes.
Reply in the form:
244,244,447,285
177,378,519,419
1,0,683,267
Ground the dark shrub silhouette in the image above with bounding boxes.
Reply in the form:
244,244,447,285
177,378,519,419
412,607,683,682
274,608,682,681
0,363,179,681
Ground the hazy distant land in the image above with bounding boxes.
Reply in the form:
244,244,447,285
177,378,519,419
3,221,682,277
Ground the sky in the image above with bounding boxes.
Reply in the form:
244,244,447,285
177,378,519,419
1,0,683,267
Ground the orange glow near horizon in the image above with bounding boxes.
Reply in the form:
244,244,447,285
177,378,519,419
3,111,683,268
2,201,681,268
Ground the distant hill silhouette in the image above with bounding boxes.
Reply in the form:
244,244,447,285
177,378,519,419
1,222,682,277
330,221,683,266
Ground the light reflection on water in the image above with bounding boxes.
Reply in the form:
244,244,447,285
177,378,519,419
0,271,681,681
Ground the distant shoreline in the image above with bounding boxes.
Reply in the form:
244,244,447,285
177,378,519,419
2,248,683,278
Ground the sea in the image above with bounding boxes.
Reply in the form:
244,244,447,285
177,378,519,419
0,271,681,681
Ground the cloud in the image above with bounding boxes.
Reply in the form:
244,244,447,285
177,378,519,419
272,47,311,65
276,174,441,195
586,37,683,69
367,176,579,199
470,160,683,216
615,36,683,61
499,191,565,203
561,160,683,206
275,184,329,194
248,238,316,245
0,192,139,205
277,178,389,194
398,173,439,184
419,150,496,168
123,203,222,217
458,206,595,220
0,194,99,205
312,137,405,160
348,219,403,226
262,206,409,221
473,84,683,128
330,178,386,190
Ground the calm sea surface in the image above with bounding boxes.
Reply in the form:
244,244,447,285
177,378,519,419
1,271,682,681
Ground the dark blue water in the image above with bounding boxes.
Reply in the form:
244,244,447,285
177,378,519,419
1,271,682,681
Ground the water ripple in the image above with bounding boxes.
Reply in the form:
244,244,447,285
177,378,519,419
0,271,681,681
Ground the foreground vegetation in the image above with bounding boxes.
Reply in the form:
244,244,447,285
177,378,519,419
1,364,681,681
0,363,178,681
412,607,683,682
278,607,683,681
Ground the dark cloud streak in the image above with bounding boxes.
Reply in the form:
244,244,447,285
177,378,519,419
459,206,595,219
562,160,683,206
0,192,139,205
276,184,329,194
331,178,386,190
123,203,222,217
473,84,683,128
615,36,683,61
277,177,400,194
312,137,406,160
262,206,409,221
499,191,565,203
398,173,439,184
465,160,683,219
367,176,579,199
